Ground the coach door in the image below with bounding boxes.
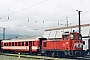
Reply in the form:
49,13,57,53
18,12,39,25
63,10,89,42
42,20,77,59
29,41,32,52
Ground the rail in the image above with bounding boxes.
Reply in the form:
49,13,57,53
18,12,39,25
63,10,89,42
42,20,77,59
1,52,90,60
0,52,59,60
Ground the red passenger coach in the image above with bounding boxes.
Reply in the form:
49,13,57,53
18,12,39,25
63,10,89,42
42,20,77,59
1,38,40,54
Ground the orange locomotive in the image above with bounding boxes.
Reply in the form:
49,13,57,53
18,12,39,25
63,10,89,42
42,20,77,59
42,32,84,57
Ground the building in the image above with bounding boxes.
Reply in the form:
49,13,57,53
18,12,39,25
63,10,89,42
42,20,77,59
43,24,90,39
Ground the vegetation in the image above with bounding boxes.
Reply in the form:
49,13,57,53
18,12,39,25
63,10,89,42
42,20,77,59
0,55,37,60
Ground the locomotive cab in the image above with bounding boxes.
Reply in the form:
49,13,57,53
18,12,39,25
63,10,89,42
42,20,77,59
62,32,83,50
61,32,84,57
69,32,83,49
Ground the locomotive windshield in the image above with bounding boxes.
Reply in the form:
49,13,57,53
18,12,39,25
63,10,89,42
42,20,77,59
78,34,82,39
70,34,74,40
70,33,82,40
64,35,68,40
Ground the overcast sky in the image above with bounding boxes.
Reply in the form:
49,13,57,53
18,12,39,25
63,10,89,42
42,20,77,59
0,0,90,36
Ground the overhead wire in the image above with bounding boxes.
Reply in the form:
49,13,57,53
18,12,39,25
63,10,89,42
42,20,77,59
0,0,48,19
0,0,83,21
40,0,86,23
0,0,49,24
0,0,89,25
0,0,49,25
0,0,83,20
0,0,22,10
0,0,88,32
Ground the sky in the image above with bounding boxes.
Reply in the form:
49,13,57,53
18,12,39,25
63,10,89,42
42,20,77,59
0,0,90,36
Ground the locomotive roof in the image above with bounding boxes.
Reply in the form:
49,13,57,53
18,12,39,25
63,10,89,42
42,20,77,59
1,37,41,42
62,32,70,35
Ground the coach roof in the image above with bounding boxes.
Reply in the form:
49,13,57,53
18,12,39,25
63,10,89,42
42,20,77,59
1,37,41,42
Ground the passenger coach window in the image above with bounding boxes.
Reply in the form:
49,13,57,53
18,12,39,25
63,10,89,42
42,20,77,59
26,42,28,46
22,42,24,46
12,42,14,46
18,42,20,46
4,43,6,46
70,34,74,39
9,43,11,46
15,42,17,46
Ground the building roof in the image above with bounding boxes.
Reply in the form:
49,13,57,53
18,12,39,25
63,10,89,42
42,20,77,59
45,24,90,31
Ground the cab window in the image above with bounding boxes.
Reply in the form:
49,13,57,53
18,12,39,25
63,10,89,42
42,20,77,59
70,34,74,39
78,34,82,39
64,35,68,40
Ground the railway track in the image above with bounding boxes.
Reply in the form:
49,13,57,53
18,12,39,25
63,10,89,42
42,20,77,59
0,52,90,60
0,53,59,60
76,57,90,60
77,55,90,60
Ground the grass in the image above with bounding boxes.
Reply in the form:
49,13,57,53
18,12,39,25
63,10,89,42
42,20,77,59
0,55,70,60
0,55,36,60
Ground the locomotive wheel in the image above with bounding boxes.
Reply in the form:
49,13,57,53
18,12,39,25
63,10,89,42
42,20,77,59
57,53,61,58
47,52,52,57
57,52,62,58
57,52,65,58
52,52,55,57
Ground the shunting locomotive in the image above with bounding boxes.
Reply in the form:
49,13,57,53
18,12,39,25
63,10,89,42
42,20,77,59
42,31,84,57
